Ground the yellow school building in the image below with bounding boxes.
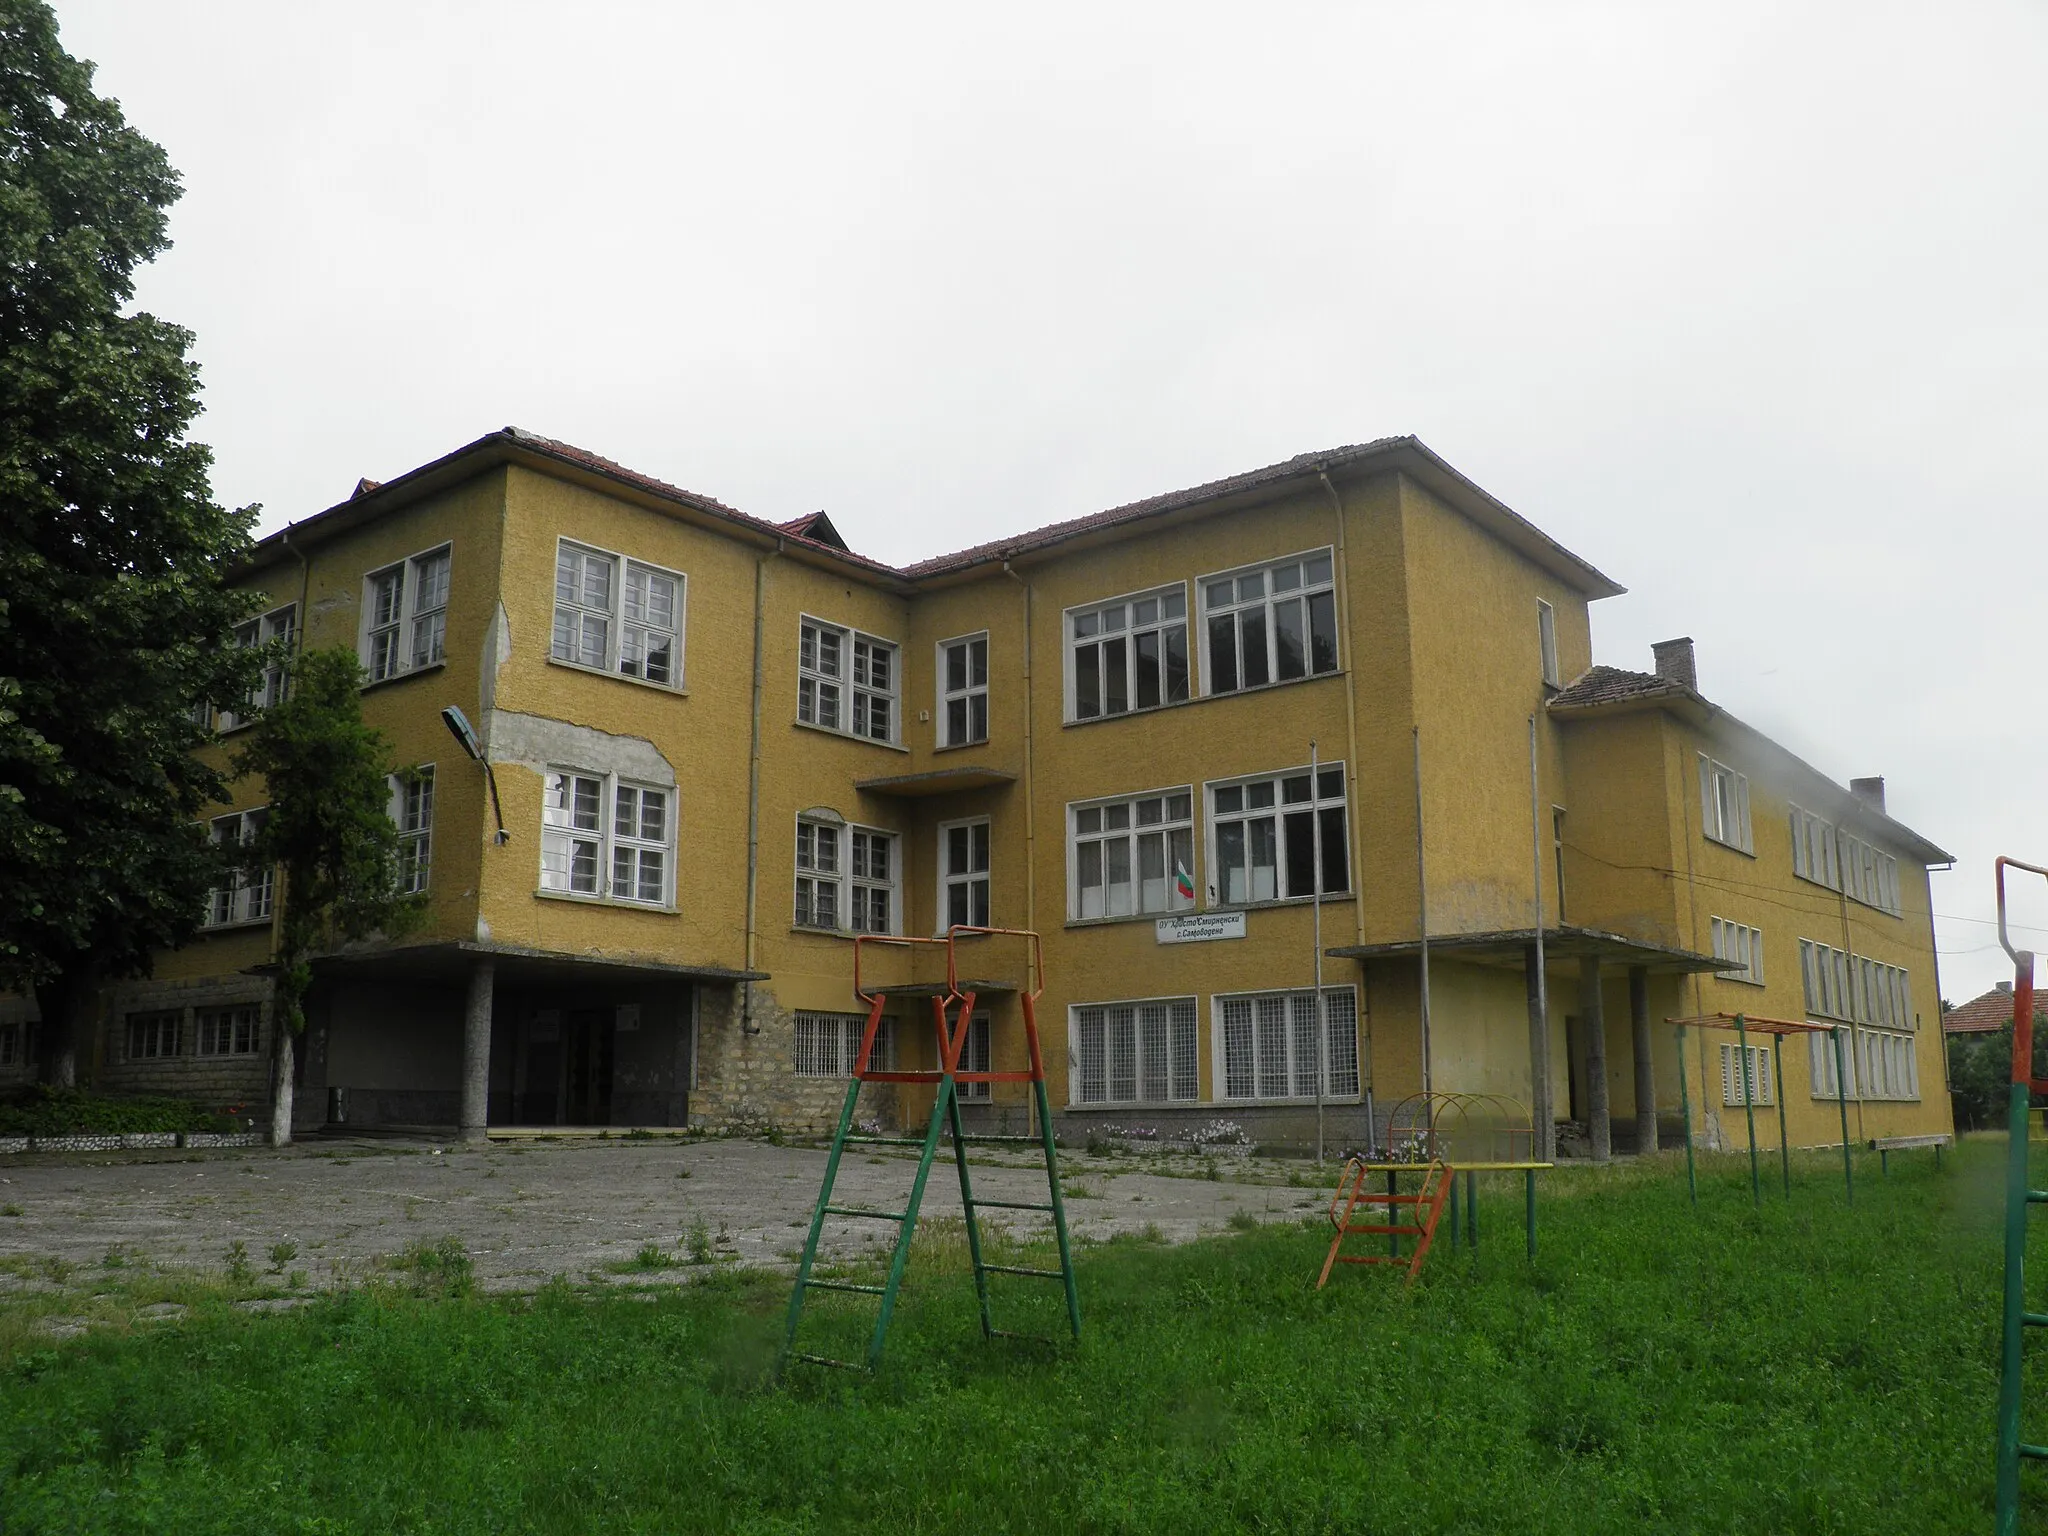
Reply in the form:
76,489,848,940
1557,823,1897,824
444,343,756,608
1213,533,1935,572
0,428,1955,1156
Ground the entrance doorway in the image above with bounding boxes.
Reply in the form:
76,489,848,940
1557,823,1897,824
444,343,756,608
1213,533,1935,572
563,1008,614,1125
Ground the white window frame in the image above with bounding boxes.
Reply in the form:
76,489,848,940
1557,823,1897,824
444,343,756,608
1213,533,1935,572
203,809,272,928
550,539,685,689
793,1012,897,1078
125,1009,182,1061
217,605,296,731
1838,828,1903,917
196,1005,262,1057
1064,583,1191,723
938,817,991,933
362,545,452,685
1538,599,1560,688
1719,1042,1774,1107
1799,938,1911,1031
1214,986,1361,1103
1698,753,1753,854
1067,787,1195,922
1205,763,1350,907
1710,917,1765,986
1197,548,1339,699
937,632,990,748
538,768,674,908
794,816,897,934
798,616,897,743
1790,804,1841,890
390,766,434,896
1069,996,1201,1106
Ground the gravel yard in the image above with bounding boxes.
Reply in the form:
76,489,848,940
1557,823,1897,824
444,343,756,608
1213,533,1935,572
0,1134,1329,1295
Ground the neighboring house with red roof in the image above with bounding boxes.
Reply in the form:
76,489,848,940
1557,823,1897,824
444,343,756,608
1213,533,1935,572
1945,982,2017,1037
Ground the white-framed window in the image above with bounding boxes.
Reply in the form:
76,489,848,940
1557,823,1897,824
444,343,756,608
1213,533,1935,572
1839,829,1902,916
1538,599,1560,688
1068,788,1194,921
1199,549,1338,697
799,618,896,742
204,809,272,927
955,1011,992,1101
362,546,451,684
1698,753,1753,853
1710,917,1764,986
196,1006,261,1057
1216,986,1360,1102
125,1010,182,1061
1789,805,1841,890
1809,1026,1856,1100
539,769,673,906
1207,764,1349,906
1809,1026,1920,1102
938,634,989,747
1071,997,1199,1105
1798,938,1910,1029
550,541,684,687
390,767,434,895
218,605,296,731
1067,585,1190,721
939,818,991,931
1719,1042,1773,1107
0,1021,22,1067
793,1012,896,1077
795,818,896,933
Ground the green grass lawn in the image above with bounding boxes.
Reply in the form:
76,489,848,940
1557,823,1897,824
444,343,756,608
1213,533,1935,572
0,1139,2037,1534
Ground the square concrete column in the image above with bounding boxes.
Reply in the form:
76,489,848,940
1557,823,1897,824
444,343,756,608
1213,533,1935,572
461,959,494,1143
1580,954,1610,1164
1629,966,1657,1155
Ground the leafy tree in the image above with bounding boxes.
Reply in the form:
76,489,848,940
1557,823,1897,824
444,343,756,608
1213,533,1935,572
232,646,423,1144
1947,1020,2046,1133
0,1,264,1079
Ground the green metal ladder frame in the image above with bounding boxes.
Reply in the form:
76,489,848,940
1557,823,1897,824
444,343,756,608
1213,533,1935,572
780,928,1080,1375
1998,857,2048,1532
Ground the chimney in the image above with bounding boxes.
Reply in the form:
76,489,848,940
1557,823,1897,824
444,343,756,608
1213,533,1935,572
1849,776,1886,813
1998,981,2013,994
1651,637,1696,690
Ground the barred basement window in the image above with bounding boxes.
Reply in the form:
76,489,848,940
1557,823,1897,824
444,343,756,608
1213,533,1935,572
196,1006,261,1056
1710,917,1764,986
1071,998,1199,1106
1216,987,1360,1101
1720,1043,1773,1106
793,1012,895,1078
126,1010,182,1061
955,1011,992,1102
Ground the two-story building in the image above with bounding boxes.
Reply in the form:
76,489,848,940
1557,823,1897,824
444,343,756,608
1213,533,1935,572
0,428,1954,1156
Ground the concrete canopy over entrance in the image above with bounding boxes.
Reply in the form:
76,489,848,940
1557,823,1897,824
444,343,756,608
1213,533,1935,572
303,942,766,1136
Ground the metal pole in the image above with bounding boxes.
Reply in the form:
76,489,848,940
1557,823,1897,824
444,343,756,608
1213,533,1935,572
1525,1169,1536,1261
1834,1023,1854,1206
1529,716,1546,1149
1677,1023,1697,1207
1311,740,1325,1165
1387,1168,1398,1258
1448,1172,1459,1251
1774,1032,1790,1198
1737,1015,1760,1206
1413,726,1432,1100
1998,954,2036,1532
1466,1168,1477,1249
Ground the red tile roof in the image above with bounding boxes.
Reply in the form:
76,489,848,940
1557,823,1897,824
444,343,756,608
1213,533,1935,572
1546,665,1691,710
1945,983,2019,1035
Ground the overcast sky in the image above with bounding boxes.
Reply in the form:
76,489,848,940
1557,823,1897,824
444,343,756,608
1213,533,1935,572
56,1,2048,1002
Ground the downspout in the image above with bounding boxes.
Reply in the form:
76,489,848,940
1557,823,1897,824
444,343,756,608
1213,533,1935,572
741,541,782,1034
1001,560,1036,949
1316,471,1367,950
1839,882,1866,1141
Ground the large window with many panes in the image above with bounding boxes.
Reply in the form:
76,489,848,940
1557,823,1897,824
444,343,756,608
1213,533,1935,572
390,768,434,895
939,818,990,931
204,809,272,927
552,541,684,688
1216,986,1360,1101
799,618,896,742
364,546,451,684
1206,764,1348,906
217,606,296,731
1068,789,1194,920
1066,585,1189,722
938,633,989,746
795,818,896,933
1071,997,1199,1105
539,769,672,906
1199,550,1338,697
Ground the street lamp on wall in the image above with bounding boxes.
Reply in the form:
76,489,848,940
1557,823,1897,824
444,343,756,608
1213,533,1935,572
441,705,509,845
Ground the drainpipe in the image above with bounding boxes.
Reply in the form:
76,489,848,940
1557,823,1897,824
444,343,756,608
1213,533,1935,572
741,540,782,1034
1000,560,1036,950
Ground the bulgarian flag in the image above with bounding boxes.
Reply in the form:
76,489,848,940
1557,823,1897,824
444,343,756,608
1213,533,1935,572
1174,859,1196,902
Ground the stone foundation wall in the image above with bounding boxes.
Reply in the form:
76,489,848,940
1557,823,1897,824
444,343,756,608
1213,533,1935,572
96,976,275,1111
689,982,900,1134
